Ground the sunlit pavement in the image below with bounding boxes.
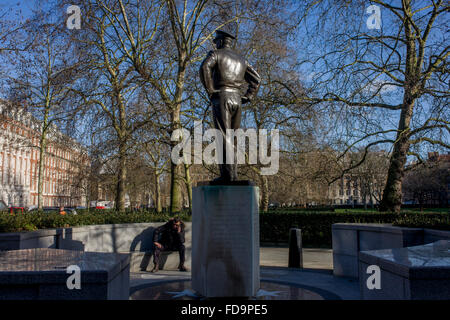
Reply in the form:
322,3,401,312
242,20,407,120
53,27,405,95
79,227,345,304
260,247,333,269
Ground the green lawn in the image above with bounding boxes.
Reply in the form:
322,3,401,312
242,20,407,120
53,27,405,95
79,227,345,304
334,208,449,214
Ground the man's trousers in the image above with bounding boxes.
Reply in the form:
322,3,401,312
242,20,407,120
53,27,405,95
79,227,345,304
153,243,185,267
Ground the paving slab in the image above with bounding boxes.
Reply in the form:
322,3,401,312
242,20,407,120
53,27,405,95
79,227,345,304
260,247,333,269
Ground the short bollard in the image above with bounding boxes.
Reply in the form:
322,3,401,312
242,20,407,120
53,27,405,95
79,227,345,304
288,228,303,268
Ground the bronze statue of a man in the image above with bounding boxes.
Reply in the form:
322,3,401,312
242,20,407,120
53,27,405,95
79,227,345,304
199,30,261,183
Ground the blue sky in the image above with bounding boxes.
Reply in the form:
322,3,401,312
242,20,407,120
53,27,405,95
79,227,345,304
1,0,34,17
2,0,448,160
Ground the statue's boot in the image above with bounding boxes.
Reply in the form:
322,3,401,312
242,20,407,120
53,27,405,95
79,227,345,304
211,176,228,184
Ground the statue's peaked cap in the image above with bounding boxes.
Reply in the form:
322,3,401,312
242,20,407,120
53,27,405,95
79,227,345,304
215,29,236,40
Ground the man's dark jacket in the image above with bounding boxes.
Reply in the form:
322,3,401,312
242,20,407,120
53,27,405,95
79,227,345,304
152,221,185,248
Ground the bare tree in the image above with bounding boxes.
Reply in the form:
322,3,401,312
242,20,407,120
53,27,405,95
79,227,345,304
293,0,449,212
141,132,170,213
94,0,249,212
68,1,163,212
4,12,82,209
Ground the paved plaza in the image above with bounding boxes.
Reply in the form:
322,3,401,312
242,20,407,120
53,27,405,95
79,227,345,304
130,247,360,300
260,247,333,269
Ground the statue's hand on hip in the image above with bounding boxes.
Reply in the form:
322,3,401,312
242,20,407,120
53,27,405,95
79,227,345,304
208,90,220,100
241,96,250,104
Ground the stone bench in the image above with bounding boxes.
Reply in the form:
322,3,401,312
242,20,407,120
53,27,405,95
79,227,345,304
0,222,192,272
0,229,61,250
358,240,450,300
0,248,130,300
58,223,192,272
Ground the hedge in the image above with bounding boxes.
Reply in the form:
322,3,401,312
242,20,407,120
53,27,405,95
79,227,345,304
393,213,450,230
0,210,448,248
259,211,449,247
0,210,191,233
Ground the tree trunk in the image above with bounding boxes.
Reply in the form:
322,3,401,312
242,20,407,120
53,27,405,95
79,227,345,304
169,113,182,213
37,135,47,210
85,184,90,212
170,162,182,213
155,171,162,213
380,9,417,213
184,163,192,212
379,101,414,212
170,107,182,213
115,93,128,212
115,142,127,212
37,106,49,210
363,188,367,210
169,63,186,214
260,175,269,212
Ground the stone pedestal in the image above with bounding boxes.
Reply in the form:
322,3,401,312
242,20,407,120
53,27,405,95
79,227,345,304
192,185,260,297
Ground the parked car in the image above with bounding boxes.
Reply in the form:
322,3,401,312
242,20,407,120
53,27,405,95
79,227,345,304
268,202,280,209
139,204,154,210
90,201,114,209
64,207,78,215
29,207,59,213
28,207,77,215
9,207,25,214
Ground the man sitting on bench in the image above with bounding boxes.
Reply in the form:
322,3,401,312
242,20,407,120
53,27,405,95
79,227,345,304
151,217,187,273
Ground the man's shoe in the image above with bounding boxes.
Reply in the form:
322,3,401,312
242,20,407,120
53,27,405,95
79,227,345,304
178,265,188,272
210,177,227,185
151,265,159,273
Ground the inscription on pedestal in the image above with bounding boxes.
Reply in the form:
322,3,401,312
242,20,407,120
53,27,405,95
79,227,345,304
192,186,259,297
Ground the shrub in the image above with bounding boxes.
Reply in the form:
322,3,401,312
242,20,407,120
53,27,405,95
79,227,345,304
0,209,448,248
393,213,450,230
